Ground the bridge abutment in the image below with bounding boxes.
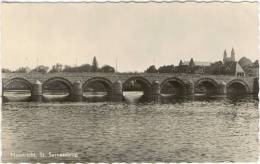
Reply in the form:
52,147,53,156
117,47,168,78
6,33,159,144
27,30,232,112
110,80,123,102
71,81,83,102
31,80,43,102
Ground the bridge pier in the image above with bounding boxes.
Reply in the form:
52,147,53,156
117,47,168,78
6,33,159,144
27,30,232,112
31,80,43,102
186,81,194,95
71,81,83,102
149,80,161,101
110,80,123,102
218,81,227,94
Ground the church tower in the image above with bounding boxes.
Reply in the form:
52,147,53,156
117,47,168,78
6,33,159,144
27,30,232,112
231,48,235,61
223,50,227,63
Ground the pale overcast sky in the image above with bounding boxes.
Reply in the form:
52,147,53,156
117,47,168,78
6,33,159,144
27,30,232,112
2,2,258,72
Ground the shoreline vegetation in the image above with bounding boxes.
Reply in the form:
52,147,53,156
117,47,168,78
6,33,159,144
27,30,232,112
2,56,259,77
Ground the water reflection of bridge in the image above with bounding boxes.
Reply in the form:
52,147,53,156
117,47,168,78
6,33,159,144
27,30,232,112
2,73,259,102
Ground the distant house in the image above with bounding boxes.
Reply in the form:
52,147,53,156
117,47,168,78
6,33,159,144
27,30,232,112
223,61,245,76
182,61,211,67
244,65,259,77
175,65,190,73
182,61,211,74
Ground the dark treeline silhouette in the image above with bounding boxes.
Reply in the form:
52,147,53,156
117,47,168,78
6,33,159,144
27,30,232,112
145,65,175,73
2,56,115,74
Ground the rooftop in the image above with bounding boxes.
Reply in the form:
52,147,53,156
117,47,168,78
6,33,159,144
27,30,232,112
182,61,211,66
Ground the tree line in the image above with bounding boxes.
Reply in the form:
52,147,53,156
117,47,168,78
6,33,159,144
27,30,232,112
145,65,175,73
2,56,115,73
144,58,195,73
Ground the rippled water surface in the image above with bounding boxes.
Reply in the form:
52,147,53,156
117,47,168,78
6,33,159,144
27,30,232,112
2,94,259,162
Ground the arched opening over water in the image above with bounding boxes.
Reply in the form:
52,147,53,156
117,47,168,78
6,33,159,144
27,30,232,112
43,77,72,101
195,78,218,95
160,77,186,96
3,78,32,102
83,77,112,101
227,80,249,95
122,76,151,102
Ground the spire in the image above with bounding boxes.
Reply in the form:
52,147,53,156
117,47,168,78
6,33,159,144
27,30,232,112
224,49,227,56
189,58,195,67
231,47,235,61
223,49,227,62
179,60,183,66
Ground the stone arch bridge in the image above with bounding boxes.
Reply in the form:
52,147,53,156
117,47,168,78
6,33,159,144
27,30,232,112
2,73,258,102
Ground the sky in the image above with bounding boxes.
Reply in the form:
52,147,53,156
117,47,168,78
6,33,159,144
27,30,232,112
1,2,259,72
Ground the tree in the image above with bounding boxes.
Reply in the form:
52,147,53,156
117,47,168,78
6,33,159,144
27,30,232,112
62,64,92,73
2,68,12,73
254,60,259,67
91,56,98,72
145,65,158,73
189,58,195,67
31,65,49,73
62,64,92,72
49,63,63,73
100,65,115,73
179,60,183,66
209,61,223,75
62,65,74,72
13,67,30,73
79,64,92,72
158,65,174,73
238,57,253,69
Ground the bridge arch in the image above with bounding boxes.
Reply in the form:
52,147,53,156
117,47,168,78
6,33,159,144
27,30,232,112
123,76,151,95
82,77,113,94
43,77,73,95
227,79,250,94
195,78,218,94
3,78,33,101
4,78,33,91
160,77,186,95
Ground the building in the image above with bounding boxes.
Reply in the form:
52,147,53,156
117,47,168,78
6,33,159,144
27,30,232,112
242,63,259,77
222,48,245,76
223,61,245,76
182,61,211,67
176,59,211,74
223,48,235,63
175,48,246,76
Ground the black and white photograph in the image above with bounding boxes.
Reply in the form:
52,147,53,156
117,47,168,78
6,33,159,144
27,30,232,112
1,1,259,162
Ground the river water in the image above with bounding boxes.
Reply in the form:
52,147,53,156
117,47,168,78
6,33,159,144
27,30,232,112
1,93,259,162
